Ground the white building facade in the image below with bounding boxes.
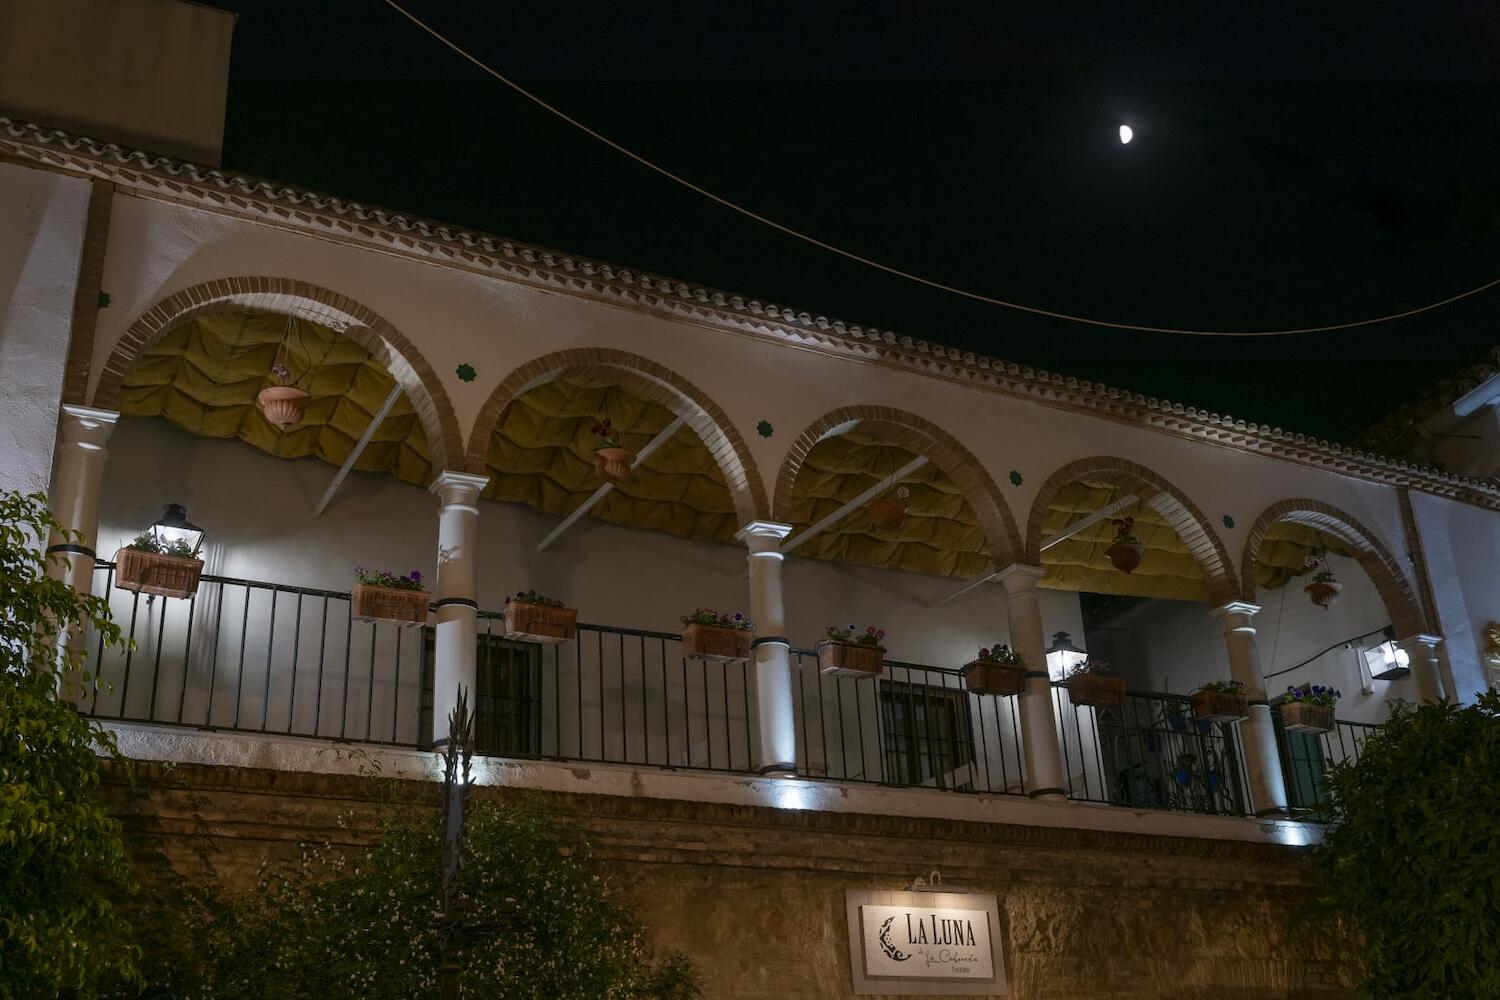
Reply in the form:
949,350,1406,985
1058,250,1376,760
3,112,1497,840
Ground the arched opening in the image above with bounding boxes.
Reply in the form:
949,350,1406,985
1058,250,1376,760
1025,457,1243,814
87,281,462,750
1240,499,1429,809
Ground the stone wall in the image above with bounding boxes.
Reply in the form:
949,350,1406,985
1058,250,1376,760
102,761,1360,999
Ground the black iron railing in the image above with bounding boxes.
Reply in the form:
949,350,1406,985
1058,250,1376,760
85,562,425,747
470,612,757,774
791,651,1027,795
1277,711,1384,813
1051,682,1248,816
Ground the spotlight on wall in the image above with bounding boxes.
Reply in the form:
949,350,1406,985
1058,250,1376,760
1045,631,1088,682
1362,627,1411,681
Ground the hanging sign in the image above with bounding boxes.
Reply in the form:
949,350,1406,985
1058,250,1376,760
845,890,1007,995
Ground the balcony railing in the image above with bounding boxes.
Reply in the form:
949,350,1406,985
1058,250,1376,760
1051,682,1249,816
1276,711,1384,815
86,565,1385,821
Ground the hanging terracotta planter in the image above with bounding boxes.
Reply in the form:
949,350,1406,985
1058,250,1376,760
1106,541,1144,573
1065,670,1126,708
1105,515,1144,573
1306,578,1342,609
503,592,578,644
1190,686,1250,724
1281,701,1335,734
593,446,635,484
869,496,908,530
257,385,310,430
114,546,203,599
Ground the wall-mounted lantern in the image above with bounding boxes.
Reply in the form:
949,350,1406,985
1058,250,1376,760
1045,630,1088,681
148,503,206,556
1362,626,1411,681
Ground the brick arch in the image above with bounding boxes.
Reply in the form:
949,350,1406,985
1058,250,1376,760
93,276,463,474
1026,456,1237,605
466,348,768,526
1242,499,1427,637
773,405,1021,568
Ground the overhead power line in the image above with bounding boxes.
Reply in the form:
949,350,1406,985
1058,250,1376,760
384,0,1500,338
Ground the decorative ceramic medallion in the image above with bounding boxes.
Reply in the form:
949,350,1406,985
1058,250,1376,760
756,419,774,438
1009,469,1023,487
456,363,477,383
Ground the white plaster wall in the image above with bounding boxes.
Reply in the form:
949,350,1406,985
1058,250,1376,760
0,162,89,493
1410,491,1500,699
91,191,1420,608
1084,554,1411,724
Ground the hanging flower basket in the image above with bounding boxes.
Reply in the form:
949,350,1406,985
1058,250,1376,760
1106,541,1144,573
681,622,753,663
257,385,310,430
1306,578,1342,610
351,582,430,626
869,486,910,530
1066,671,1126,708
817,640,884,678
114,547,203,599
1190,686,1250,724
593,446,635,484
504,592,577,644
962,659,1027,696
1281,701,1335,734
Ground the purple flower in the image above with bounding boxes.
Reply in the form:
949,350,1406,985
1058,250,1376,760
733,612,744,622
409,570,422,582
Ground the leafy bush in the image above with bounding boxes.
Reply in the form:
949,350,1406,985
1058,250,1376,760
1319,694,1500,998
119,797,700,999
0,490,138,997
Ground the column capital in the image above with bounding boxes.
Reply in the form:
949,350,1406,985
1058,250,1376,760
429,470,489,509
995,563,1045,594
1396,633,1443,651
58,405,119,447
1213,600,1262,620
736,520,794,553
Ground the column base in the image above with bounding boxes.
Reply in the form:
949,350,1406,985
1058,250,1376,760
758,762,797,777
1254,806,1290,819
1026,787,1068,799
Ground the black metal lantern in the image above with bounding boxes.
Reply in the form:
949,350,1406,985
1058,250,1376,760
1045,631,1088,680
148,503,205,557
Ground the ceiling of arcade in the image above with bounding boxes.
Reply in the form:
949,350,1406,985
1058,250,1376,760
120,308,1345,596
119,309,432,484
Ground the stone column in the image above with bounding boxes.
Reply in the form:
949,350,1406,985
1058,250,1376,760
736,520,797,776
998,564,1067,799
429,471,489,745
1213,601,1289,817
43,405,119,690
1396,633,1445,702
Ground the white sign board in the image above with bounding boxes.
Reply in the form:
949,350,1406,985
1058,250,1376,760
846,890,1007,996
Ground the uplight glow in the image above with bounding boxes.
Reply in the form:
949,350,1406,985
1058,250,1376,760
1118,124,1134,145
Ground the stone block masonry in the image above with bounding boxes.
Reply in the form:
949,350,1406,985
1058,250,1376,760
101,761,1361,999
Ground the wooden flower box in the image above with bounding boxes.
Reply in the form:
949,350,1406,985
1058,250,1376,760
681,622,752,663
113,547,203,599
351,583,429,626
1281,701,1335,734
1065,672,1127,708
503,601,578,644
817,640,884,679
1190,689,1250,724
962,659,1027,696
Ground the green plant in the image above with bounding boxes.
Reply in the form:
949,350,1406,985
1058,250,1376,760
0,490,139,997
116,797,700,999
1312,569,1338,584
1068,658,1111,676
1200,679,1246,694
1285,683,1340,707
1110,516,1140,545
824,624,885,647
355,567,424,591
681,608,752,631
508,589,565,608
974,643,1025,666
1319,694,1500,998
124,531,194,558
590,417,621,449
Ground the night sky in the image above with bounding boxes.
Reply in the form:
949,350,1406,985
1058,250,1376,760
212,1,1500,443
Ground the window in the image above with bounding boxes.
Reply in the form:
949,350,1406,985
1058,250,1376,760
879,682,976,789
421,632,543,758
